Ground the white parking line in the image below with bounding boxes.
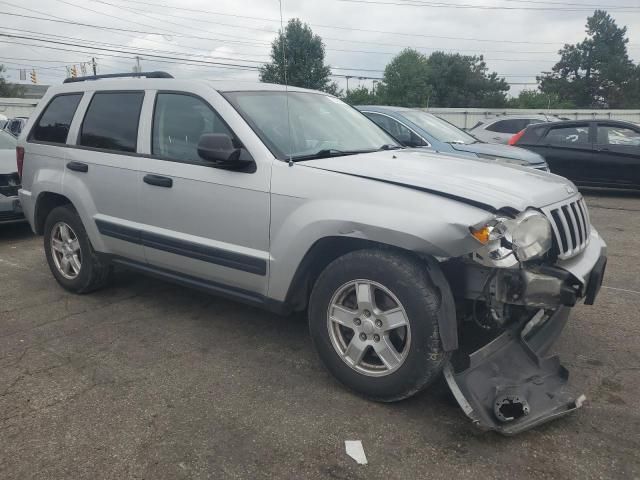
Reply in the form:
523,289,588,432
602,286,640,296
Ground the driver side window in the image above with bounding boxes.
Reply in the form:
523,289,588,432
366,113,427,147
152,93,235,163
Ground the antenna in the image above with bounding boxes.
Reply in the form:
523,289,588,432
278,0,294,166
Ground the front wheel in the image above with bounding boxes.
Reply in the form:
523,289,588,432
309,249,450,402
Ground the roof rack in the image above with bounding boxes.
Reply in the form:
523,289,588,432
63,71,173,84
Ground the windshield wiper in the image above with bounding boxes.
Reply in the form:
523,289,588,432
291,149,369,162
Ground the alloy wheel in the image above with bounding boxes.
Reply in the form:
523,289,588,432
51,222,82,280
327,279,411,377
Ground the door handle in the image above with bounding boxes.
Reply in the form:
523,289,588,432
66,161,88,173
143,174,173,188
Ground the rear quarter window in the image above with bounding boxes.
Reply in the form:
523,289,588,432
486,119,523,134
79,91,144,153
30,93,83,144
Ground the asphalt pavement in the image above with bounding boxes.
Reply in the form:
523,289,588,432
0,193,638,479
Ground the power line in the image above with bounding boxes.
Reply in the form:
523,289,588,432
338,0,640,11
0,35,387,82
0,27,270,64
0,0,610,49
3,3,637,57
94,0,640,49
0,5,271,47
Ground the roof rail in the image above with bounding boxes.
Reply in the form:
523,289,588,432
63,71,174,84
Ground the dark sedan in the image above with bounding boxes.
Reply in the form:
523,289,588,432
511,120,640,190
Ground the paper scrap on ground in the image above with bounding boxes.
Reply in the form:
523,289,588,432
345,440,368,465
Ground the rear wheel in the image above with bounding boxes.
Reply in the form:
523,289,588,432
44,205,111,293
309,249,450,402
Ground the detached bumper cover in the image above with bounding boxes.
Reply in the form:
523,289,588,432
445,229,607,435
445,308,582,435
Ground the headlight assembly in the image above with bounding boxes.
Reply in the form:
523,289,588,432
470,210,552,267
510,211,553,261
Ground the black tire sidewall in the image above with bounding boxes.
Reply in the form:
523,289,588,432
44,206,98,293
309,249,447,402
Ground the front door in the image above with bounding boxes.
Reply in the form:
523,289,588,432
593,122,640,188
136,91,271,299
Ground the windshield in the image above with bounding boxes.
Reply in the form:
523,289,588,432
0,130,17,149
401,110,477,145
223,91,398,160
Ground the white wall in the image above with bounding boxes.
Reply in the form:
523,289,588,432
0,98,40,120
420,108,640,129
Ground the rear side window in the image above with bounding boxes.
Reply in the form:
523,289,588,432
486,119,525,134
544,125,590,145
30,94,82,144
80,92,144,153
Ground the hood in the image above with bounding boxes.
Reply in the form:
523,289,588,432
450,142,546,165
0,149,17,175
298,149,576,212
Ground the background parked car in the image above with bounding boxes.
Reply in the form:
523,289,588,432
511,119,640,190
468,115,553,144
358,106,549,170
4,117,29,137
0,129,24,224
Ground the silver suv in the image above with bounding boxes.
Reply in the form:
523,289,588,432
18,72,607,434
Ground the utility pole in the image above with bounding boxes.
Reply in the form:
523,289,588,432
91,57,97,75
134,56,142,73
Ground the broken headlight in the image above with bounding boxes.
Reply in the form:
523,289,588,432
470,210,552,266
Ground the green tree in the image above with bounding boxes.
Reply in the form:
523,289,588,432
342,85,378,105
377,49,509,108
0,65,25,97
378,48,431,107
424,52,509,108
260,18,338,94
507,89,575,109
539,10,637,108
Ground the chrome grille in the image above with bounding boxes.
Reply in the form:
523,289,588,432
542,196,591,260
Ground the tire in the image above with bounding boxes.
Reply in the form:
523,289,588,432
309,249,450,402
44,205,111,293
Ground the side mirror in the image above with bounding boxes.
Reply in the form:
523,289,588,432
197,133,255,171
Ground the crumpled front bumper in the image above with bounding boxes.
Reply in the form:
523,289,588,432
445,228,607,435
0,193,25,224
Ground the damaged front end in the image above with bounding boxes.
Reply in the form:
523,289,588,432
442,196,607,435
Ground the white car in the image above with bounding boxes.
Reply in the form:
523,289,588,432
469,115,552,144
0,130,24,223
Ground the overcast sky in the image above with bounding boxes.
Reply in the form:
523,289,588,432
1,0,638,96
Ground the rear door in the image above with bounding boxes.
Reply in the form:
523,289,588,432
65,90,146,262
593,122,640,188
136,90,271,298
533,123,594,182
